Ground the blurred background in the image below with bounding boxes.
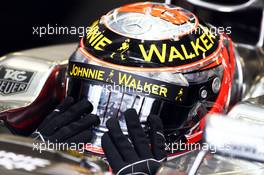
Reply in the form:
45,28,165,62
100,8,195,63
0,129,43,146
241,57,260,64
0,0,262,56
0,0,160,56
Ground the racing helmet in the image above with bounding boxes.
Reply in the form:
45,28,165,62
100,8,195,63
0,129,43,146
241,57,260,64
67,2,237,155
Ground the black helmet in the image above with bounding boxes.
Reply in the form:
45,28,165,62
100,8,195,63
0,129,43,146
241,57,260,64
67,2,237,155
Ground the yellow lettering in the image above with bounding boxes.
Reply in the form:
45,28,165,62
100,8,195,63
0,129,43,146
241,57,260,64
97,71,104,81
91,34,104,46
86,24,101,44
89,69,96,79
69,64,106,81
69,64,76,76
144,82,152,94
129,79,137,89
169,46,185,61
138,32,216,64
118,73,131,86
94,37,112,51
86,21,112,51
159,86,167,97
82,67,88,77
139,44,166,63
77,68,83,76
152,84,159,95
191,38,206,56
200,33,213,50
181,44,195,59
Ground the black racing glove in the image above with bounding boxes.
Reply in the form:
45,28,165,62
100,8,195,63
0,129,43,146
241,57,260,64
102,109,167,175
32,97,100,143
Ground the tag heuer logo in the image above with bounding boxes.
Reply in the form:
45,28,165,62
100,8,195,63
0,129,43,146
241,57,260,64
0,67,34,95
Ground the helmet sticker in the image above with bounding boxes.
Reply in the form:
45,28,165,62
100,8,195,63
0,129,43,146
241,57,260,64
83,19,221,71
68,61,219,105
68,61,189,103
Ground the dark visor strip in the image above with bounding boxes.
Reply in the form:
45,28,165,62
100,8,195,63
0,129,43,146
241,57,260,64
68,61,190,104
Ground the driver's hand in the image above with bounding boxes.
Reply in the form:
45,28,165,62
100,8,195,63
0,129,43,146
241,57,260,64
31,97,100,144
102,109,167,175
